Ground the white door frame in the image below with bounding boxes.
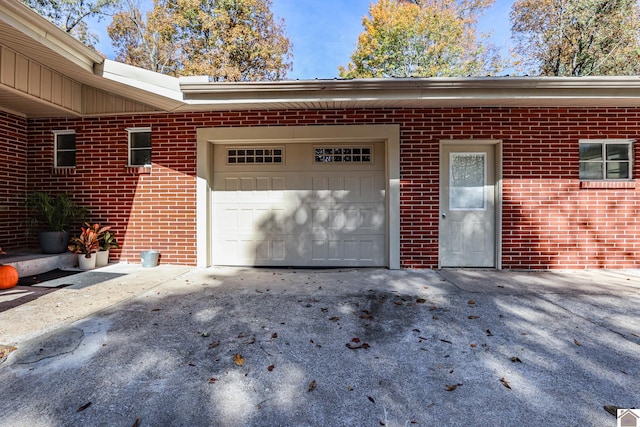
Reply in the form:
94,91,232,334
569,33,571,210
438,139,502,269
197,125,400,269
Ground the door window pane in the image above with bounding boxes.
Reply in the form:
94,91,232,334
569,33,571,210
450,153,486,210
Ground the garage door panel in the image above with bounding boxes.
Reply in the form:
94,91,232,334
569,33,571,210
215,234,383,266
212,142,385,266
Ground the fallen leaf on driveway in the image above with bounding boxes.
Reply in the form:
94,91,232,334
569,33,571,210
76,402,91,412
445,383,463,391
468,315,480,320
368,396,375,403
132,418,140,427
329,316,340,322
271,333,278,339
346,340,370,350
208,377,219,383
574,339,582,346
0,345,16,358
500,377,512,390
233,353,245,366
468,299,475,305
267,365,275,371
208,341,220,349
486,329,493,336
308,380,317,392
416,298,427,304
510,357,522,363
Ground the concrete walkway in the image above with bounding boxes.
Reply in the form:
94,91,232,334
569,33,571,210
0,266,639,426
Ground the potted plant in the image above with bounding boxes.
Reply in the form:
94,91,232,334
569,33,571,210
67,223,103,270
27,192,88,254
96,229,118,267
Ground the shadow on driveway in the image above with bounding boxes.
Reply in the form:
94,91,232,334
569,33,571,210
0,268,638,426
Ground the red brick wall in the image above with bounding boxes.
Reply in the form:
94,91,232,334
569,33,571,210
25,107,640,269
0,111,28,251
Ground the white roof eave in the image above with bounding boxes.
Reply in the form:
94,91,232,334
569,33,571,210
99,60,184,104
1,0,103,73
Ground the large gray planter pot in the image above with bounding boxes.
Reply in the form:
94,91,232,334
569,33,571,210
39,231,70,254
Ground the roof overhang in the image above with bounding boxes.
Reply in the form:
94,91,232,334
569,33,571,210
177,76,640,110
4,0,640,118
0,0,183,117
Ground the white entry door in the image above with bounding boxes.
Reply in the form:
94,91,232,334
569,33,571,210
212,142,386,267
439,144,496,267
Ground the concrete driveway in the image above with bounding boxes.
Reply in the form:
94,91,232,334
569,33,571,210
0,266,639,426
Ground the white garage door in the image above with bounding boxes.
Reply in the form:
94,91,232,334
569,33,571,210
212,142,386,267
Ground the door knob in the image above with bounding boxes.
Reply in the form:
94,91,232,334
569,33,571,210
441,213,446,219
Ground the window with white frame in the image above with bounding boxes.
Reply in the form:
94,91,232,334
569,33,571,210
54,130,76,168
127,127,152,167
579,139,634,180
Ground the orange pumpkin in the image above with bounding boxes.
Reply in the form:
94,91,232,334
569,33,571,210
0,265,19,289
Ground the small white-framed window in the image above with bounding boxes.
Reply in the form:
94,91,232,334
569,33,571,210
127,127,152,167
579,139,634,180
53,130,76,168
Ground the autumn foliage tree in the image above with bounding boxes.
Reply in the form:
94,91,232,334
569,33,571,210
511,0,640,76
108,0,178,74
108,0,292,80
339,0,502,78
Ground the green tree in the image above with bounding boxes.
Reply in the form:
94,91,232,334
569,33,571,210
108,0,292,80
21,0,119,48
339,0,502,78
511,0,640,76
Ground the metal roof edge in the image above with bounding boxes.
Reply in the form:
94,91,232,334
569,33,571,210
179,76,640,94
99,59,186,109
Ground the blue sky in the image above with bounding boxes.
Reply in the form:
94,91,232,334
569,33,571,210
92,0,515,80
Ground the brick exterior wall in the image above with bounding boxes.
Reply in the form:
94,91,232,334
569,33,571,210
0,111,28,251
19,107,640,269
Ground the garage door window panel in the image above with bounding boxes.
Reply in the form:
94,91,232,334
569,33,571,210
314,146,372,163
227,147,284,165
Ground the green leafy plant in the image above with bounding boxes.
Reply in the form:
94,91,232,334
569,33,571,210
100,230,119,251
27,192,87,232
68,223,107,257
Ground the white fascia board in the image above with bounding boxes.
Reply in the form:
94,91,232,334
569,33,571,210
100,59,184,103
0,0,103,72
178,76,640,107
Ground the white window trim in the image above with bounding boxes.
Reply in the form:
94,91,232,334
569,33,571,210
53,129,76,168
579,138,634,181
127,127,152,167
